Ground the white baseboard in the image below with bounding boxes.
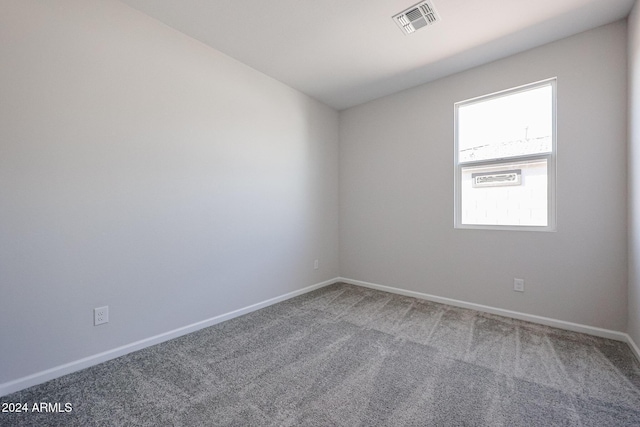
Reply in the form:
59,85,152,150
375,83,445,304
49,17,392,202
338,277,630,343
3,277,637,397
0,277,339,397
626,334,640,362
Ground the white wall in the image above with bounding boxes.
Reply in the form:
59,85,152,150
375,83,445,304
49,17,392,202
629,2,640,347
0,0,339,386
340,21,628,331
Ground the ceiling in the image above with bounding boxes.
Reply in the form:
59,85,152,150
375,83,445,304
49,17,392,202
118,0,635,110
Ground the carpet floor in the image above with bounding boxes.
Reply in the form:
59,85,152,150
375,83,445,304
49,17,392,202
2,282,640,426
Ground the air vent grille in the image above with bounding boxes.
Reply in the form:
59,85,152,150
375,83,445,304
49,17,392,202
393,1,441,35
405,8,422,22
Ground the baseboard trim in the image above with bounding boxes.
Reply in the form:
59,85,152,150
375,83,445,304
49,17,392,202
626,334,640,362
0,277,339,397
4,277,636,397
338,277,629,343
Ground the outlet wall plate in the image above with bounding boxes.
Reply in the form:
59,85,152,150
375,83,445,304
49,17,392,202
514,278,525,292
94,306,109,326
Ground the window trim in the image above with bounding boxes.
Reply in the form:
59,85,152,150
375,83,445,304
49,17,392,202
454,78,557,232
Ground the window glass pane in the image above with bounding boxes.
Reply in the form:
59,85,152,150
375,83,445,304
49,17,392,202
458,85,552,163
460,159,548,227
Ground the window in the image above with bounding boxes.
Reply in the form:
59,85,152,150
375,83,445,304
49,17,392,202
454,79,556,231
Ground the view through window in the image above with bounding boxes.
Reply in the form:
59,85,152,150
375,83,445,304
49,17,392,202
454,79,556,230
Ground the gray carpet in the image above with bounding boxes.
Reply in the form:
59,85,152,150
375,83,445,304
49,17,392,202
2,282,640,426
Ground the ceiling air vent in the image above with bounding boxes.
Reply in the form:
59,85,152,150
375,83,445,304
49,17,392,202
393,1,441,35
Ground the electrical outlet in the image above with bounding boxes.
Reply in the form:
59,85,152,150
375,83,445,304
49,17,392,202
94,306,109,326
513,278,525,292
314,259,319,270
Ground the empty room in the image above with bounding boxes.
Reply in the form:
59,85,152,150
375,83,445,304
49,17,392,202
2,0,640,425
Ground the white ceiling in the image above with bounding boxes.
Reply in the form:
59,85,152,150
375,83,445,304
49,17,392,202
118,0,635,110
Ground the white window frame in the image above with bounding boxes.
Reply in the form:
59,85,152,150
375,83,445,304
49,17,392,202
454,78,557,232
